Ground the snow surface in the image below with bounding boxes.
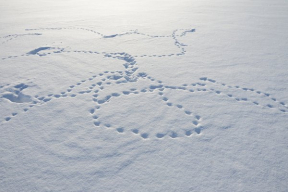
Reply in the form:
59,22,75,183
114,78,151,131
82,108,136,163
1,0,288,191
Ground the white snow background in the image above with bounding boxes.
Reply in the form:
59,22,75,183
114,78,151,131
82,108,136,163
0,0,288,191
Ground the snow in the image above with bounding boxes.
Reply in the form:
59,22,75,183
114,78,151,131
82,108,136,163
1,0,288,191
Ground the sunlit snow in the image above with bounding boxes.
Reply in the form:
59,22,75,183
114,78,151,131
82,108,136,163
1,0,288,191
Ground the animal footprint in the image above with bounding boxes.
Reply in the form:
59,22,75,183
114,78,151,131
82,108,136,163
199,77,288,113
92,91,201,139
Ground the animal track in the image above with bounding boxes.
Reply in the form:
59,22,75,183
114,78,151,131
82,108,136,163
1,27,287,141
89,83,203,140
1,27,194,60
1,83,32,103
0,33,42,44
199,77,288,113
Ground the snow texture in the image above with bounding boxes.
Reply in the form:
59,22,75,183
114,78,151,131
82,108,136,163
0,0,288,191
